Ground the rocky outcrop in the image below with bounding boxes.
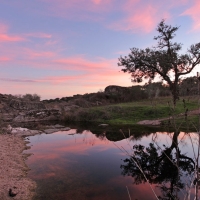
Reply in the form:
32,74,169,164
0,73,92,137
9,99,46,110
0,94,61,122
13,109,61,122
105,85,130,94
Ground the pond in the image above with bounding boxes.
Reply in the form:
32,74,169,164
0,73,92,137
24,126,199,200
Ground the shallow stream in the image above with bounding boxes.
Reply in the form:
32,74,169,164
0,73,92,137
25,126,199,200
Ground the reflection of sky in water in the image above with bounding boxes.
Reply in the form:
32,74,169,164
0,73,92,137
25,130,199,200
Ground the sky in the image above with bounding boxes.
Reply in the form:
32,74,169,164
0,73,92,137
0,0,200,100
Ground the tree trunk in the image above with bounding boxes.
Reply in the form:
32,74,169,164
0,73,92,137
169,82,179,106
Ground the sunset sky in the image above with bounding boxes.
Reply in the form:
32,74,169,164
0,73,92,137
0,0,200,99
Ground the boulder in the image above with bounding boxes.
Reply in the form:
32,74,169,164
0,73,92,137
105,85,130,94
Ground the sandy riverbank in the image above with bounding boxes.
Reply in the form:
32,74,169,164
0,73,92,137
0,133,36,200
0,124,70,200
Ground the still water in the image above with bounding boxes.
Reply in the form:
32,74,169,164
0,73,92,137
25,127,199,200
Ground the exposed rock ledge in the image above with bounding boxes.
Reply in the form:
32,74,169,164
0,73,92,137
0,95,62,122
12,109,61,122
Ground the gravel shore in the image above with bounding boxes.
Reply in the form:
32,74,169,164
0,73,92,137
0,133,36,200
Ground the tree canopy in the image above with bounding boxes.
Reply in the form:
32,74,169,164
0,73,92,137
118,20,200,105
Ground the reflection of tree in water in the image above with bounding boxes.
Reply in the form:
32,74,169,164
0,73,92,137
121,131,197,200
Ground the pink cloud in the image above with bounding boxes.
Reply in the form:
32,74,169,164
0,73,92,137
40,0,172,33
0,33,23,42
0,73,131,99
25,32,52,39
0,22,24,42
41,0,113,20
182,0,200,31
0,52,131,88
37,66,131,89
0,47,56,62
109,0,173,33
111,5,157,33
39,75,80,84
167,0,189,8
0,41,131,98
23,48,56,59
108,0,191,33
0,56,11,62
8,0,191,35
91,0,102,5
0,23,8,33
54,56,116,71
1,54,130,88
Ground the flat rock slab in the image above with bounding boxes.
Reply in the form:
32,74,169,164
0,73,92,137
43,129,60,134
137,120,161,126
8,126,42,137
60,127,71,131
54,124,65,128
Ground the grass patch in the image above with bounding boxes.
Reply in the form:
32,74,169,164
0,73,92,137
63,96,199,128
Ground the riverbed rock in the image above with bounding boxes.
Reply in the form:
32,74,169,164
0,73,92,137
3,125,43,136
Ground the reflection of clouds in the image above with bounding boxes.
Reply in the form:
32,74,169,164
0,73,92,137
27,130,114,164
33,172,56,180
108,175,160,200
30,153,58,161
26,130,200,199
